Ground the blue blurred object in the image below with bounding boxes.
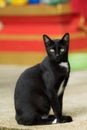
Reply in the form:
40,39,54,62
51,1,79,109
29,0,40,4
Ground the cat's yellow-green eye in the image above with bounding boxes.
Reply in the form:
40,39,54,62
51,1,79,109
60,48,64,52
50,48,55,52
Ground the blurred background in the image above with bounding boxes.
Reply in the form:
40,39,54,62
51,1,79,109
0,0,87,70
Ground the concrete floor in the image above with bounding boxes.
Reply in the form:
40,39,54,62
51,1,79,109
0,65,87,130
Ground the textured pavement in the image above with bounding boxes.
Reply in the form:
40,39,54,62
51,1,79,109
0,65,87,130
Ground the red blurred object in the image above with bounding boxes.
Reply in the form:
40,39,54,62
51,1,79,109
71,0,87,18
0,16,87,53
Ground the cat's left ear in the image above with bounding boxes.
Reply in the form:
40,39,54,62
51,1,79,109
43,34,52,47
62,33,70,44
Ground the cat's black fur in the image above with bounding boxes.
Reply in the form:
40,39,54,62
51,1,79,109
14,33,72,125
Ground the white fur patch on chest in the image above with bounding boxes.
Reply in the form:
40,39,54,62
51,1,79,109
59,62,69,72
59,62,68,68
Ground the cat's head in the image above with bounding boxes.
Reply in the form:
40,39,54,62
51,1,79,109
43,33,69,63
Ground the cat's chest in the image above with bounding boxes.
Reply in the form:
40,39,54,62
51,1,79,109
59,62,69,73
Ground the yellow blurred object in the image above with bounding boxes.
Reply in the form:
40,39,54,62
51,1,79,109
0,0,6,8
11,0,28,6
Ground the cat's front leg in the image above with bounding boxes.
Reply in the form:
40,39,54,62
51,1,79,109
57,77,73,123
56,93,72,123
57,90,72,123
42,71,62,119
58,92,63,114
57,115,72,123
57,78,67,114
48,89,72,124
42,71,72,123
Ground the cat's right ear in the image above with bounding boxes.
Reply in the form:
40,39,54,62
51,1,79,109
43,34,52,47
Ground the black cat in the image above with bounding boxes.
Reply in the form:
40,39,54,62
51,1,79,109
14,33,72,125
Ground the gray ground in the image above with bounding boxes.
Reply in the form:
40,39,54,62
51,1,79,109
0,65,87,130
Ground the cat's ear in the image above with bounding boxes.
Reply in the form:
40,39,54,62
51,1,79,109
62,33,69,44
43,34,52,46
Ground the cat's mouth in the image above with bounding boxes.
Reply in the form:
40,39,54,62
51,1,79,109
50,56,61,63
55,56,60,62
55,58,61,63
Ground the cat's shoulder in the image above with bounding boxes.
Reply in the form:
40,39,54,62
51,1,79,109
40,57,51,70
19,64,41,77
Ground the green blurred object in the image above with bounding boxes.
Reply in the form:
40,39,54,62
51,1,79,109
6,0,11,4
69,52,87,71
41,0,69,5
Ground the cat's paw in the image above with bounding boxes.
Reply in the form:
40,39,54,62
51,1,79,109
57,115,72,123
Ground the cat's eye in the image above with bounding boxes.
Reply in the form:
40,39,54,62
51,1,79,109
50,48,55,52
60,48,64,52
